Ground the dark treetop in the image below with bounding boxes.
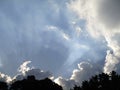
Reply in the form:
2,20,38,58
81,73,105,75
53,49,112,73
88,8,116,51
71,71,120,90
0,75,63,90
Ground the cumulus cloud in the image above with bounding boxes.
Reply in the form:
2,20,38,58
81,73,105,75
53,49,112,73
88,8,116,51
55,77,77,90
14,61,53,81
0,61,53,83
55,61,101,89
14,68,53,81
70,62,100,83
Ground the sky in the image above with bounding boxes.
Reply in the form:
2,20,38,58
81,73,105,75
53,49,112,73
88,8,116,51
0,0,120,89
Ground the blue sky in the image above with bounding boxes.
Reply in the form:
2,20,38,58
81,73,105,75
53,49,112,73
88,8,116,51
0,0,120,89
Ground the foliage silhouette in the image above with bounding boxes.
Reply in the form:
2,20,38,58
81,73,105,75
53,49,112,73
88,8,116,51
1,71,120,90
0,81,8,90
10,75,63,90
71,71,120,90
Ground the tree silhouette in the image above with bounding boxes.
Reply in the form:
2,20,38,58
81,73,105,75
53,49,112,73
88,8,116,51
71,85,81,90
0,81,8,90
1,71,120,90
72,71,120,90
10,75,63,90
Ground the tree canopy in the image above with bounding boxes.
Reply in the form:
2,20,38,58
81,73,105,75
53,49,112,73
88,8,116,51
0,75,63,90
72,71,120,90
1,71,120,90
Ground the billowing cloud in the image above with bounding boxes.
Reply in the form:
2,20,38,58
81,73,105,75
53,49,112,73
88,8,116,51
0,61,53,83
55,61,101,89
55,77,77,90
70,62,98,83
14,61,53,81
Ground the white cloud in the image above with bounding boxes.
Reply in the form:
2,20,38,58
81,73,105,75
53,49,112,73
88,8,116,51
14,68,53,81
70,62,99,83
18,61,31,75
14,61,53,81
68,0,103,39
0,72,12,83
54,77,77,90
104,50,119,73
0,61,53,84
55,61,101,90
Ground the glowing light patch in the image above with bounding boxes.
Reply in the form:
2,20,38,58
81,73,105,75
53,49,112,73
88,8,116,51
18,61,31,75
46,25,58,31
62,33,70,41
74,43,89,49
0,72,12,83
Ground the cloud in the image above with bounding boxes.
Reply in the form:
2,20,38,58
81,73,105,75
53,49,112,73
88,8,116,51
14,68,53,81
0,0,108,79
55,61,101,89
0,72,12,83
97,0,120,73
0,61,54,83
0,1,120,89
68,0,120,30
67,0,103,38
68,0,120,74
97,0,120,29
0,61,53,83
53,0,120,88
70,62,100,83
18,61,31,75
54,77,77,90
104,50,119,73
14,61,53,81
0,61,101,89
